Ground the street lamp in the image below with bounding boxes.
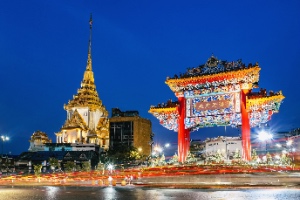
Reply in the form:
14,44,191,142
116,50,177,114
286,140,295,162
1,135,9,156
258,130,273,154
152,143,170,156
286,140,293,146
138,147,142,152
107,163,114,174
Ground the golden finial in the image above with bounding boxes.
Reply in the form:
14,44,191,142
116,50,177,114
86,13,93,71
89,13,93,29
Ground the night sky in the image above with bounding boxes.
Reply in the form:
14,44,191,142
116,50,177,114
1,1,299,155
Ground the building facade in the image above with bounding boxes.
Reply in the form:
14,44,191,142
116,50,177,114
109,108,152,156
205,136,242,159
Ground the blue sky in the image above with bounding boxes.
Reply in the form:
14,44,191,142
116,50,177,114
0,0,299,155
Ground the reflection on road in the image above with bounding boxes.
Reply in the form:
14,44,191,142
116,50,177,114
0,186,299,200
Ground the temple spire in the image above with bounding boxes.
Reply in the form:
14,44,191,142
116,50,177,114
82,14,94,84
86,13,93,71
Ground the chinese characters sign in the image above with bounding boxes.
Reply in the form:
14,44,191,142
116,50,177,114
185,92,241,130
195,100,230,111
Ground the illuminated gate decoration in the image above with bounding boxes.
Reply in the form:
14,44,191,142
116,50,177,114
149,55,284,162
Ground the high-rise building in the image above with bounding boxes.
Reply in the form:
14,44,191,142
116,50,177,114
109,108,152,156
55,15,109,150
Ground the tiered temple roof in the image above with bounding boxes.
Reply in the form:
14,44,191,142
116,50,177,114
64,16,107,114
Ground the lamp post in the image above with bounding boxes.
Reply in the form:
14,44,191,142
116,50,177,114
1,135,9,156
152,143,170,157
138,147,142,153
258,130,273,154
286,140,295,162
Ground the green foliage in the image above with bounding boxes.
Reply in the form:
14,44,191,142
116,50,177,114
168,153,178,164
107,145,143,163
76,165,81,171
266,152,272,164
95,162,105,174
49,157,59,170
185,151,197,164
96,162,104,171
205,150,226,164
63,161,75,172
82,161,91,172
34,164,42,177
130,150,142,160
0,157,8,171
149,154,167,166
251,149,258,161
233,149,241,159
280,152,292,165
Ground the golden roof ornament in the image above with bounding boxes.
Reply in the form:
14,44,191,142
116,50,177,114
62,109,88,129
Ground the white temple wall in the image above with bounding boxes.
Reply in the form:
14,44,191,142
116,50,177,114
91,109,102,129
63,130,78,143
81,130,88,143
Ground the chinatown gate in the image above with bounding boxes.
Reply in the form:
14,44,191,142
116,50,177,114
149,55,284,163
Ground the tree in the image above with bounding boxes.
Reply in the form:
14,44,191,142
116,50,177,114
64,161,75,172
0,157,10,172
107,145,142,164
34,164,42,177
76,165,82,171
214,149,224,164
49,157,59,172
130,149,142,161
95,162,105,174
266,152,272,164
186,151,197,164
233,149,241,159
280,152,292,165
82,161,91,172
168,153,178,164
251,149,258,162
158,154,166,166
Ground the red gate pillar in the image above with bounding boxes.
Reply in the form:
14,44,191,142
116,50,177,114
241,89,251,161
185,129,190,158
177,97,190,162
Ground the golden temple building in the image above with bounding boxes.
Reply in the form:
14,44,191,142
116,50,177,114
28,130,52,152
55,16,109,150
